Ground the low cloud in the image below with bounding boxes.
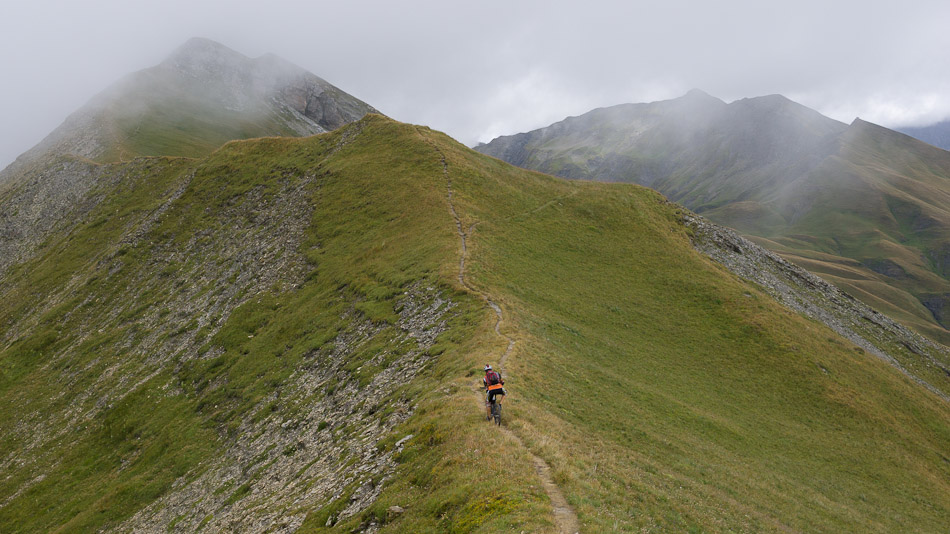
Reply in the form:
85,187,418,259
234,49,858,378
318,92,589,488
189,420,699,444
2,0,950,168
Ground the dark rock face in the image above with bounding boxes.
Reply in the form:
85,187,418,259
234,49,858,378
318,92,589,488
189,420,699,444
304,88,354,132
922,294,950,327
927,245,950,278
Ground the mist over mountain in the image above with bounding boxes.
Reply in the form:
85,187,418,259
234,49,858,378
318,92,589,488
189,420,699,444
477,93,950,344
900,120,950,151
0,37,376,277
0,37,377,185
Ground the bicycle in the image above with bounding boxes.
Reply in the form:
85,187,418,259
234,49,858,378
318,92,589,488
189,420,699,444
489,396,502,425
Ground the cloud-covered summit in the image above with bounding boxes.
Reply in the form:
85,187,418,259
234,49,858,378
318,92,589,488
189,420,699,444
0,37,377,183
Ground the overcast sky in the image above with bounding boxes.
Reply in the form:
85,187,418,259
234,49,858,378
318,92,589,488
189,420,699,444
2,0,950,169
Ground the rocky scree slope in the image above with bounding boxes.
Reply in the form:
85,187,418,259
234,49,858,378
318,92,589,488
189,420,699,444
477,91,950,344
0,118,499,533
0,156,106,276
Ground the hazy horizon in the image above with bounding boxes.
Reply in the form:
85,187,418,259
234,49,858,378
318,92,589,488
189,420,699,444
2,0,949,169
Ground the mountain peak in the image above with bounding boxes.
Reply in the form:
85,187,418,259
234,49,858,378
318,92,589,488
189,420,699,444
0,37,378,177
683,88,716,100
175,36,231,51
163,37,250,73
675,88,726,106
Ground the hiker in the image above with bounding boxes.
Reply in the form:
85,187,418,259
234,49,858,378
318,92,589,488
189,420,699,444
483,364,505,420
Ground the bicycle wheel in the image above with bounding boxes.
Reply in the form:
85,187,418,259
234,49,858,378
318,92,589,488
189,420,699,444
492,401,501,425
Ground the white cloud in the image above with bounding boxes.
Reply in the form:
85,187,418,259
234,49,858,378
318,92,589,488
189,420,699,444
470,69,607,145
815,91,950,128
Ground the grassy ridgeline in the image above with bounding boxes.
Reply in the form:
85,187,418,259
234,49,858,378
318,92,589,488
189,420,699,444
0,117,549,533
0,116,948,532
430,127,950,532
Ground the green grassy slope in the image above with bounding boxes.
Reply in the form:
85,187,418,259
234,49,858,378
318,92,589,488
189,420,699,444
1,116,949,532
477,95,950,345
433,132,950,532
723,120,950,343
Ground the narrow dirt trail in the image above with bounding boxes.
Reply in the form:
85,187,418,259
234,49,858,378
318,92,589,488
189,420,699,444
423,134,580,534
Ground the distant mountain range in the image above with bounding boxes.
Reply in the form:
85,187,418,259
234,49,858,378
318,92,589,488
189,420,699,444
477,91,950,343
900,120,950,151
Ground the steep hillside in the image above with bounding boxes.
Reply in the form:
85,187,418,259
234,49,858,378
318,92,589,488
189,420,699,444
0,38,376,187
2,115,949,532
0,37,377,280
477,93,950,344
0,117,542,533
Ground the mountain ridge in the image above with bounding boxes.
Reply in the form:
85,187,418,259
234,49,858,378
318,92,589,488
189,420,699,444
899,119,950,151
0,38,377,188
2,37,950,532
476,91,950,344
0,37,378,278
1,114,949,532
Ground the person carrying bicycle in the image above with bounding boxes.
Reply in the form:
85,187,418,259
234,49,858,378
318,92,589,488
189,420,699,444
483,364,505,420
